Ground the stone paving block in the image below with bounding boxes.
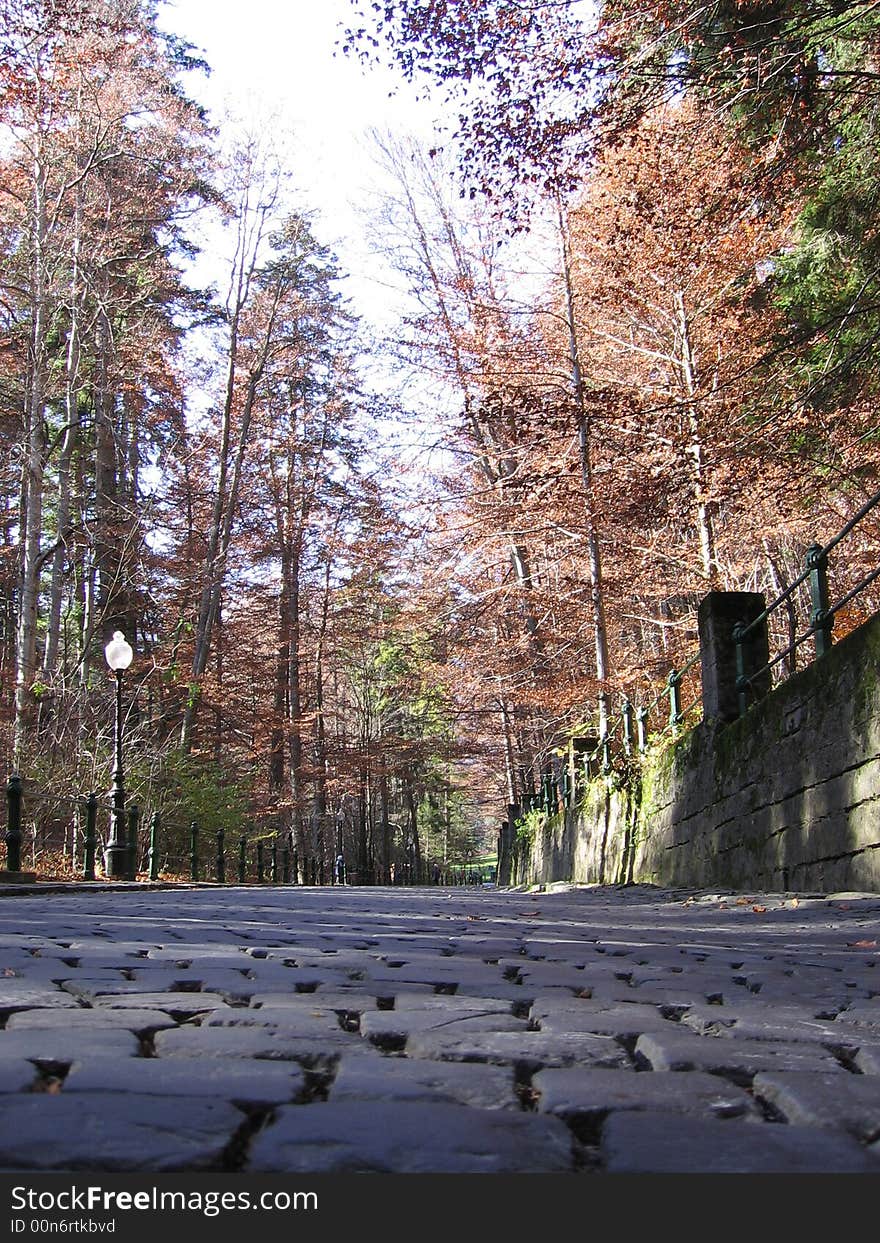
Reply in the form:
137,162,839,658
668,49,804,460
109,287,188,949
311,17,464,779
509,962,591,988
360,1010,527,1042
63,1056,305,1106
5,1008,177,1033
0,1029,140,1061
626,978,748,1005
0,1093,245,1171
154,1023,355,1061
200,1006,348,1035
534,1067,759,1122
406,1028,630,1069
753,1071,880,1141
600,1110,878,1173
634,1030,845,1079
0,1059,40,1092
247,1100,574,1173
241,964,355,990
329,1055,518,1109
854,1044,880,1075
680,1003,849,1044
360,961,501,987
0,982,82,1012
533,1002,673,1040
449,981,536,1003
391,994,512,1013
247,989,388,1010
89,992,234,1017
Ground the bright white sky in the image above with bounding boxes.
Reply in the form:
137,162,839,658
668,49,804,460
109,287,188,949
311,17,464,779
157,0,441,330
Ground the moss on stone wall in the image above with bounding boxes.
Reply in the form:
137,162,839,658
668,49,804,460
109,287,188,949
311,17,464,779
513,611,880,894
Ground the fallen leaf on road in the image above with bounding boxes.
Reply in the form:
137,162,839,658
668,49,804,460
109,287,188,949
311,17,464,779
735,897,751,906
752,905,767,914
789,898,799,908
466,914,485,921
846,939,877,948
517,910,542,917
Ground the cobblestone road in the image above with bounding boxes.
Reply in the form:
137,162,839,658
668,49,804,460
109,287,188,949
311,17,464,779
0,881,879,1174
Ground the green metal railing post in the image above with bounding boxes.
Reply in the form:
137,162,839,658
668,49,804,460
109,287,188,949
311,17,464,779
256,841,265,883
622,698,634,757
806,543,834,657
190,821,199,882
126,805,139,881
636,705,648,754
148,811,160,881
4,775,22,873
238,836,247,884
733,622,748,718
83,792,98,881
667,670,682,733
216,827,225,883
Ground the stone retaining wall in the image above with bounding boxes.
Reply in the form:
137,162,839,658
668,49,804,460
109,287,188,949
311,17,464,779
511,610,880,894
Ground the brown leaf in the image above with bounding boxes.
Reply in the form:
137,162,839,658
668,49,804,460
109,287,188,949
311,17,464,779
752,905,767,914
847,939,877,949
466,914,485,921
517,909,542,917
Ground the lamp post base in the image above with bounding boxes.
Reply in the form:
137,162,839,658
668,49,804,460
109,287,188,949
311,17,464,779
103,846,130,879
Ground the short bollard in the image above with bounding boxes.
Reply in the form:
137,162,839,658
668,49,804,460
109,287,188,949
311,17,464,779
83,792,98,881
238,837,247,884
256,842,265,883
190,821,199,882
216,827,225,883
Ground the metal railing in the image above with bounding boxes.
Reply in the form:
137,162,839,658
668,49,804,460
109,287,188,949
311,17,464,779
520,485,880,815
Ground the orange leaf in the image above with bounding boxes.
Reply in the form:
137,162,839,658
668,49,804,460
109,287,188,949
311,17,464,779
847,940,877,949
752,905,767,914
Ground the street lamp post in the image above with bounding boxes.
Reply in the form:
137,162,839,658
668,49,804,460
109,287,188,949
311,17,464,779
104,630,133,879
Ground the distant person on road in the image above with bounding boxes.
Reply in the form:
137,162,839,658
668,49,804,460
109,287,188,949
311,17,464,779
432,862,441,885
335,854,345,885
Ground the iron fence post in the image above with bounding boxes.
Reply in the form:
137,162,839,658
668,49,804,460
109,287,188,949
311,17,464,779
622,698,634,757
806,543,834,657
256,841,265,884
667,670,682,733
238,836,247,884
148,811,159,881
216,827,225,883
5,774,22,873
190,821,199,882
126,805,139,881
83,792,97,881
636,706,648,754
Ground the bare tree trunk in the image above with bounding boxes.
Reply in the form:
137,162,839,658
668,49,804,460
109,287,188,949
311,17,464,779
14,142,49,767
558,203,611,735
674,289,717,582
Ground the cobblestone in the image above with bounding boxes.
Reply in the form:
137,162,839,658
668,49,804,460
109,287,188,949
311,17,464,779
0,881,877,1172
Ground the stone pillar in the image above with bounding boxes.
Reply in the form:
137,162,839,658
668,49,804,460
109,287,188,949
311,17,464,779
698,591,770,724
497,804,520,887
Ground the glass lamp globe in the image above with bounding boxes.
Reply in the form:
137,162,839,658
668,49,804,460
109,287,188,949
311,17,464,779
104,631,134,672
